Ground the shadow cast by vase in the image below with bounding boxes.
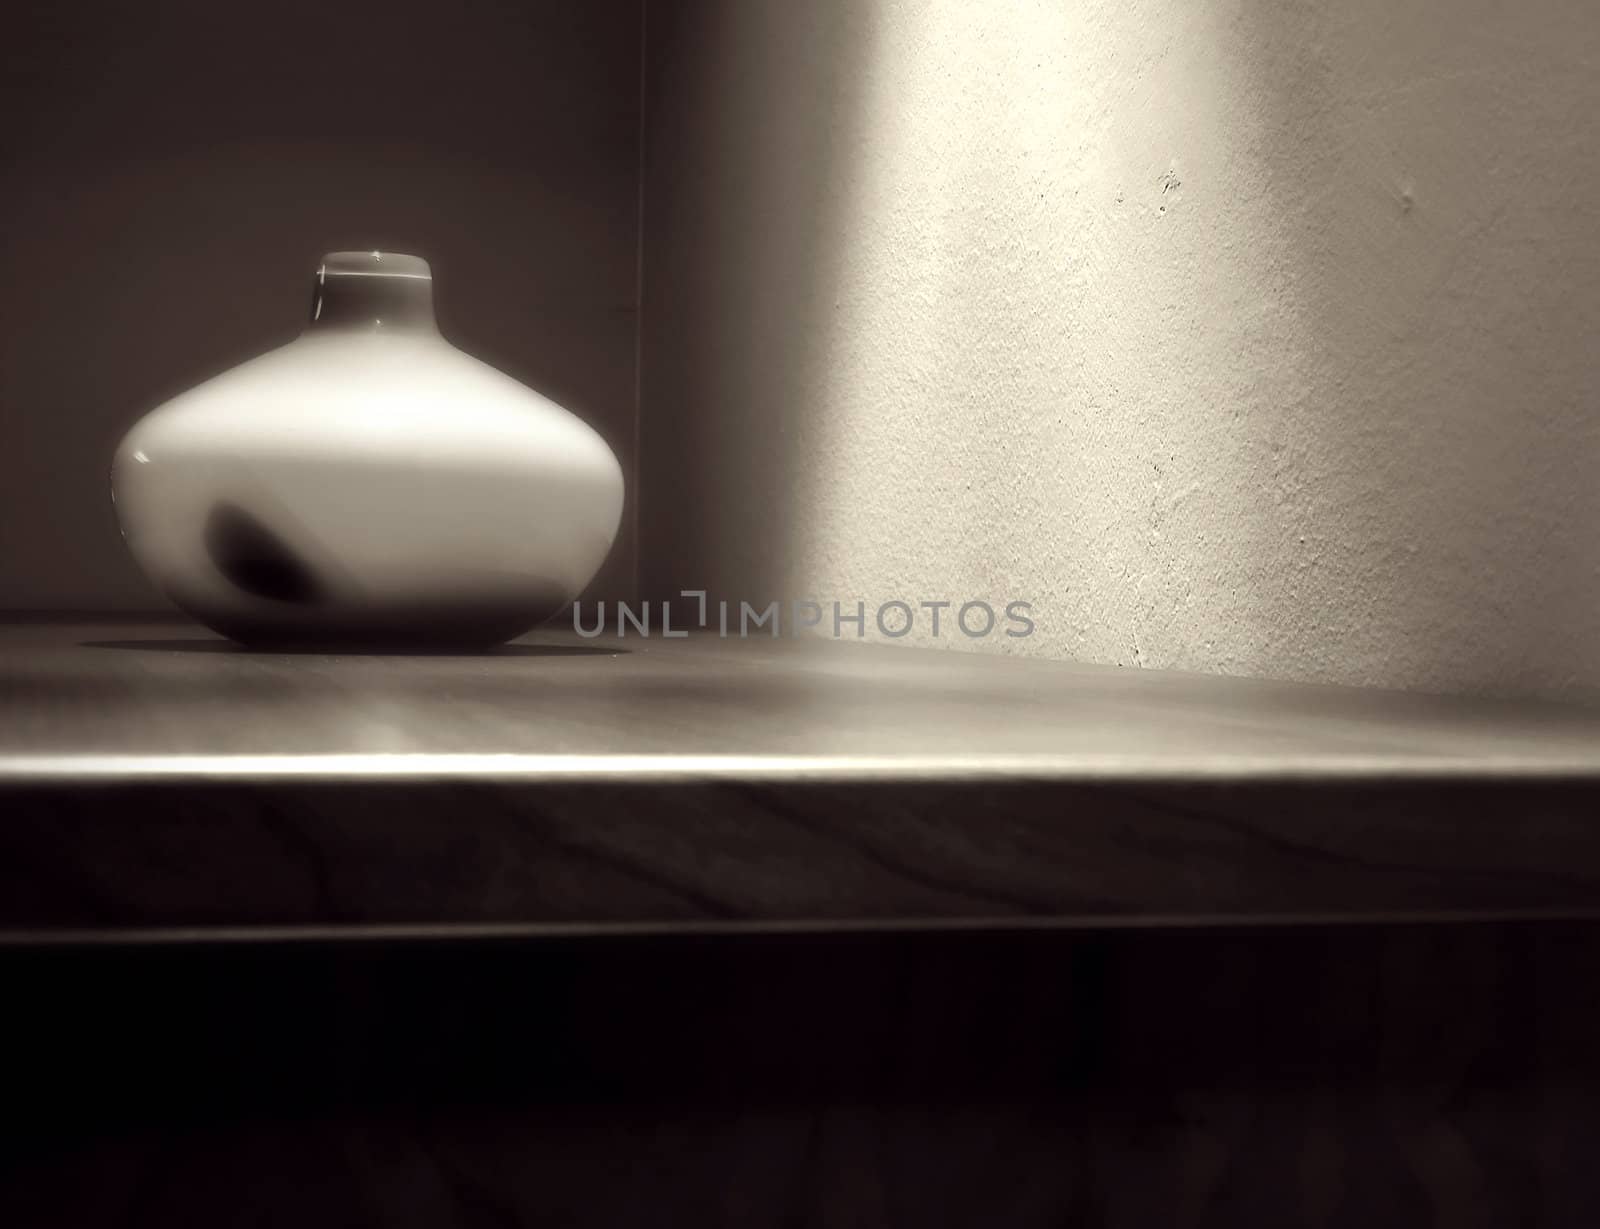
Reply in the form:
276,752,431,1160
79,639,626,658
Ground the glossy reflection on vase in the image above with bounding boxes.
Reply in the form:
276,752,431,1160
112,251,624,648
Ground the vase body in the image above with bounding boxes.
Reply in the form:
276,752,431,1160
112,251,624,648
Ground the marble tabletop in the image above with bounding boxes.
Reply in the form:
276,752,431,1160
3,618,1600,938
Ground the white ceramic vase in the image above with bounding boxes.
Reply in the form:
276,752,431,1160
112,251,624,648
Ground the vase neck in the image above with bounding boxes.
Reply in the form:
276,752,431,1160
306,251,437,334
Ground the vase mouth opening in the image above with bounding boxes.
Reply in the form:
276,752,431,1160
309,251,437,333
319,251,433,280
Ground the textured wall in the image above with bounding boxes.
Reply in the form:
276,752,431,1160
641,0,1600,697
1,0,641,611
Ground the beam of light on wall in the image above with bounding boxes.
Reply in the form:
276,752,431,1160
644,0,1600,697
774,0,1301,670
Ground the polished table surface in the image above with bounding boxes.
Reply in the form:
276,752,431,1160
3,618,1600,937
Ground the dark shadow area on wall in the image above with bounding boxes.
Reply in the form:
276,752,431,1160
639,1,878,620
0,0,642,612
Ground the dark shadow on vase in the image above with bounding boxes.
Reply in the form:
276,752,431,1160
205,503,327,605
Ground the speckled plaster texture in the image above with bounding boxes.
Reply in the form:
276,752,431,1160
641,0,1600,697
